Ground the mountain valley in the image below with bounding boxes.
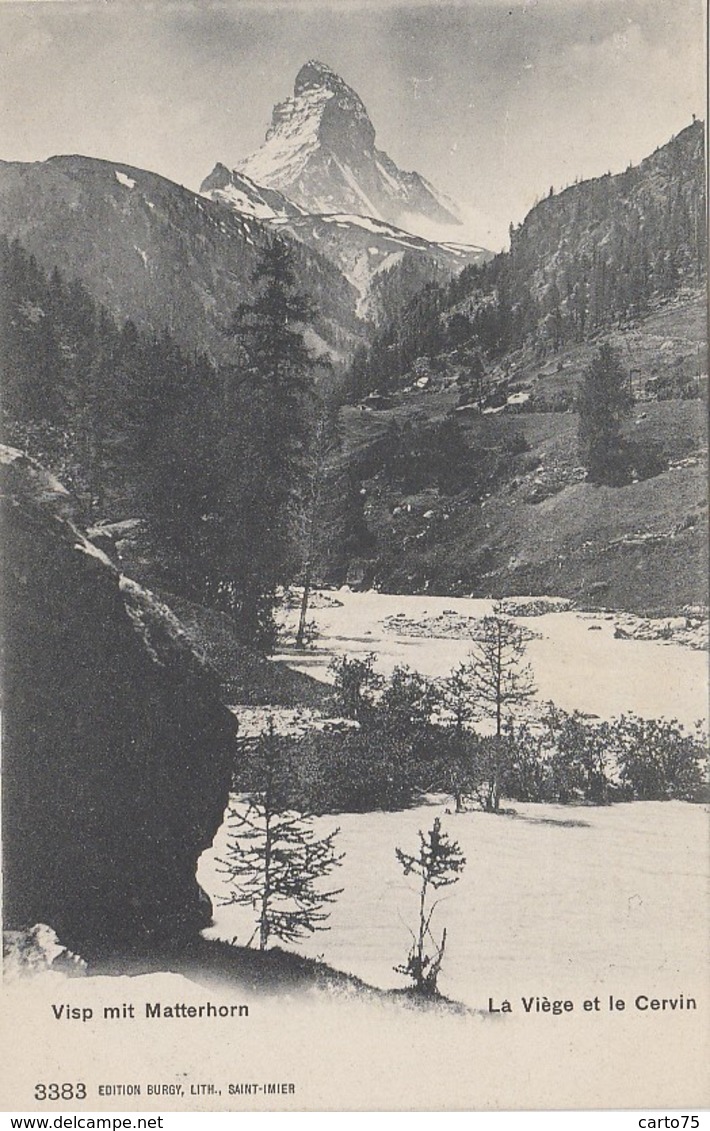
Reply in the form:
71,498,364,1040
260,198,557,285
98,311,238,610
0,68,706,619
200,163,489,316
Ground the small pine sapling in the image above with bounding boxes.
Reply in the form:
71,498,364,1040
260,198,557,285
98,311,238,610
395,818,466,996
218,721,344,950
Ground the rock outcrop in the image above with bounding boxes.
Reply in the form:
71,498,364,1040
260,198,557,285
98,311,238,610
1,446,238,959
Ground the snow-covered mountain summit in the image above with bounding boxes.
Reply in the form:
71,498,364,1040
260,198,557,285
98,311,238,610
233,60,464,237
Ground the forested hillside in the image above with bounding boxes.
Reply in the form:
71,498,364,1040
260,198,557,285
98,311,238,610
329,122,708,610
0,236,352,646
0,155,362,362
353,121,706,397
1,122,707,625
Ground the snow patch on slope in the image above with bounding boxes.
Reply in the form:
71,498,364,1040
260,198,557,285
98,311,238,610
374,156,402,195
211,183,277,221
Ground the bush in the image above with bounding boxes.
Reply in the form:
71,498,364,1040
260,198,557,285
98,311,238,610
379,665,442,734
623,438,668,481
498,710,708,805
287,724,421,813
499,723,556,802
543,707,611,804
242,665,448,814
611,716,708,801
429,725,482,812
329,653,382,722
235,658,708,815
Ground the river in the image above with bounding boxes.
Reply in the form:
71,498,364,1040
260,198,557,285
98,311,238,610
273,590,708,729
198,589,708,1006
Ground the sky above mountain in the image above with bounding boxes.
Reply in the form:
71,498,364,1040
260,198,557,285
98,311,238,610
1,0,704,250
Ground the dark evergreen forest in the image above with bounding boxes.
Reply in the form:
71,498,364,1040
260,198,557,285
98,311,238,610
0,235,361,648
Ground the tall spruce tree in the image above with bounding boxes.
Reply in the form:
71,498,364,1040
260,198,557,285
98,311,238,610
222,238,318,646
577,343,632,485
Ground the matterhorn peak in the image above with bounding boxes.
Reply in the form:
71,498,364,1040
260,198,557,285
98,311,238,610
294,60,354,97
235,60,463,236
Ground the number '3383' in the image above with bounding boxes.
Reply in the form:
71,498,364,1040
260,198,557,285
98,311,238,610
34,1083,87,1101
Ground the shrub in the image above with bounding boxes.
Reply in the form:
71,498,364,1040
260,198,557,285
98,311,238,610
379,665,442,734
431,726,482,812
500,722,556,802
543,707,611,804
286,723,421,814
624,438,668,481
611,715,708,801
329,653,382,722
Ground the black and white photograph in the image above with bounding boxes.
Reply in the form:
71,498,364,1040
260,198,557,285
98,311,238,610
0,0,707,1114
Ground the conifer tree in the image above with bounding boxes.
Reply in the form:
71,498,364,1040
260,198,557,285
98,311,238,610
223,238,319,645
395,818,466,996
219,723,344,951
469,614,536,740
577,343,632,485
461,614,537,811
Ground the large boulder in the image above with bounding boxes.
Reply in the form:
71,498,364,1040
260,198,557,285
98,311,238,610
1,447,238,959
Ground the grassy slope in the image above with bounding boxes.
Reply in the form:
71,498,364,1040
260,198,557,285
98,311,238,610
483,287,707,407
340,292,708,614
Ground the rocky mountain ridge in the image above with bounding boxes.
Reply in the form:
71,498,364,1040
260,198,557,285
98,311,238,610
500,121,707,344
200,163,489,315
0,153,361,361
353,120,706,396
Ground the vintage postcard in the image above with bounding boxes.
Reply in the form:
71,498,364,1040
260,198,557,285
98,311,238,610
0,0,707,1113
